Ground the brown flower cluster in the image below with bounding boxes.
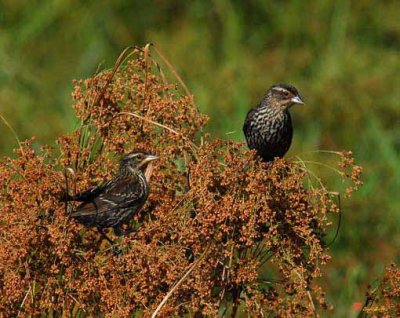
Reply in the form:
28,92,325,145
0,46,362,317
359,263,400,318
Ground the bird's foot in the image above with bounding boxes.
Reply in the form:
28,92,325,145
111,246,123,256
113,224,135,236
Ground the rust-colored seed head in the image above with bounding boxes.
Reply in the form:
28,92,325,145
0,47,362,317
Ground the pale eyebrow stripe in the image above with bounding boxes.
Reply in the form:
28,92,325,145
125,153,139,159
272,87,288,93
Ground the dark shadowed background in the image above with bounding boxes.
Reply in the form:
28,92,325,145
0,1,399,317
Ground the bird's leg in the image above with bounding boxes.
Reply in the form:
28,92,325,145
113,224,135,236
97,227,114,245
97,228,123,255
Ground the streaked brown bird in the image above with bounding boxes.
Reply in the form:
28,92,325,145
67,150,158,243
243,83,304,162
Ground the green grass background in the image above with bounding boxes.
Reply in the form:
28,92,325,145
0,1,399,316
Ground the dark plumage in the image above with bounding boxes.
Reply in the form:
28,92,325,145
243,83,304,162
67,150,158,241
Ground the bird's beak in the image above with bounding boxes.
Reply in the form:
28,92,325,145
291,96,304,105
138,154,159,168
144,154,159,163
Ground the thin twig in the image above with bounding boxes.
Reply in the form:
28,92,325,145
118,111,199,150
293,269,318,317
77,46,137,167
17,284,31,317
151,245,210,318
144,43,151,95
151,44,200,115
357,284,379,318
294,160,344,176
217,243,235,311
292,150,344,157
0,113,24,155
325,193,342,247
258,250,277,268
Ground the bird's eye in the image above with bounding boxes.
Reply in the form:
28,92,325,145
283,91,289,97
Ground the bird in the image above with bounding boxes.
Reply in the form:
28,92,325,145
243,83,304,162
66,150,158,244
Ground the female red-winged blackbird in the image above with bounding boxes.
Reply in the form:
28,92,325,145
67,150,158,243
243,84,304,162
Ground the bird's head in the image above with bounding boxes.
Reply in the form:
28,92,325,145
265,83,304,111
120,150,159,174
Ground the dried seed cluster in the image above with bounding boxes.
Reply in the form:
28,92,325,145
0,47,362,317
360,263,400,318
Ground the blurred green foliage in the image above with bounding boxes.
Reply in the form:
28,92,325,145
0,1,399,316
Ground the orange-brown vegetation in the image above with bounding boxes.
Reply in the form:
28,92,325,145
359,263,400,318
0,47,362,317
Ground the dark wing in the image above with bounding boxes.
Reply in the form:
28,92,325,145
243,106,260,148
243,108,253,134
66,180,112,202
70,174,146,218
